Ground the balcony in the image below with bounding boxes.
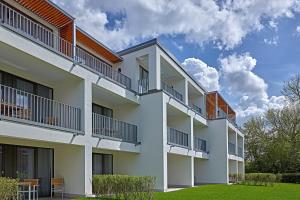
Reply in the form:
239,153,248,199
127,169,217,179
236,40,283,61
167,127,189,148
0,2,73,58
75,47,132,89
228,142,236,155
190,104,206,118
161,81,183,102
0,3,132,90
194,137,207,152
92,113,138,144
0,84,82,133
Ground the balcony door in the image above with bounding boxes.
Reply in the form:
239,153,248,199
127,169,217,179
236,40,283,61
1,144,53,197
92,153,113,175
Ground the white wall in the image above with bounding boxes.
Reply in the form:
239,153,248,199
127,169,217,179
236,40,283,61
167,154,193,187
194,119,229,184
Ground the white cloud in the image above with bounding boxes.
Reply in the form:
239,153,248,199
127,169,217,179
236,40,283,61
52,0,300,50
296,26,300,35
182,58,220,92
219,53,287,123
263,36,279,45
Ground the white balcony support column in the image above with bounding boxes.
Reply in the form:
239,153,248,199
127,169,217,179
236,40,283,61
190,116,194,150
84,144,93,196
83,80,93,136
184,79,188,104
149,46,161,90
235,132,238,155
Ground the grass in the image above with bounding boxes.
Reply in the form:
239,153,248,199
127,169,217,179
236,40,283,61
77,183,300,200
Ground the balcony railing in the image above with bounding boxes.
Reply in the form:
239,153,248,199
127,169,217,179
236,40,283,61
92,113,138,144
161,81,183,102
0,84,82,133
194,137,207,152
238,147,243,158
75,47,132,89
138,78,149,94
228,142,236,155
0,3,132,90
0,2,73,58
167,127,189,148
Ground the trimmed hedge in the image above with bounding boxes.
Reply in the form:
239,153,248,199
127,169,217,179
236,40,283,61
243,173,276,186
229,173,244,183
92,175,155,200
0,177,18,200
281,173,300,184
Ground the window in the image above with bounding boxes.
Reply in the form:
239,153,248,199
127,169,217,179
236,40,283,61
92,104,113,118
92,153,113,175
139,66,149,80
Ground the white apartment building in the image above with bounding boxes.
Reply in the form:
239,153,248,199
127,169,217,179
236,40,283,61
0,0,244,197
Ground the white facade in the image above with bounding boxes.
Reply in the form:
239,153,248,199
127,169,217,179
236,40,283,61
0,1,244,197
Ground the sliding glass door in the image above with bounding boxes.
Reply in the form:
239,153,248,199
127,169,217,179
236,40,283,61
16,147,35,179
1,144,53,197
92,153,113,175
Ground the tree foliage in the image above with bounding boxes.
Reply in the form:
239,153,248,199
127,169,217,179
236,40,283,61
244,74,300,173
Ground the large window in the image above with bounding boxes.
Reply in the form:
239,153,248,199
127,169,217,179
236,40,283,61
92,104,113,118
92,153,113,175
0,71,53,99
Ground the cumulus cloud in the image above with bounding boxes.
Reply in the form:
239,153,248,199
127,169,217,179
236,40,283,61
52,0,300,50
296,26,300,35
219,53,287,123
182,58,220,92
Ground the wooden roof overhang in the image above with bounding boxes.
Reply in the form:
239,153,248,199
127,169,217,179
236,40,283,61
15,0,74,42
76,28,122,63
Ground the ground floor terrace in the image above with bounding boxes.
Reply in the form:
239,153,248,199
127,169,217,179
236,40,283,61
0,135,244,198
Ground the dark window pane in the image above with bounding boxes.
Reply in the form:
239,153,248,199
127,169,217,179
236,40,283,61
37,84,53,99
16,147,35,179
103,154,113,174
92,154,102,175
92,104,113,118
37,148,53,196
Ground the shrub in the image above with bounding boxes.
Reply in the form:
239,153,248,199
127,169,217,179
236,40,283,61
0,177,18,200
275,174,282,183
92,175,155,200
244,173,276,186
229,173,244,183
281,173,300,184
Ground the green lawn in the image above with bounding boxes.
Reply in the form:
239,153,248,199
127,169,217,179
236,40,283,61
78,183,300,200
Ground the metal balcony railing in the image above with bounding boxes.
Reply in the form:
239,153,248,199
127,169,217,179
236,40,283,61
138,78,149,94
238,147,243,158
167,127,189,148
92,113,138,144
0,3,132,90
75,47,132,89
228,142,236,155
161,81,183,102
0,84,82,133
194,137,207,152
0,2,73,58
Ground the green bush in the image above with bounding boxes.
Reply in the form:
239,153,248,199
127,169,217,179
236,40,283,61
244,173,276,186
92,175,156,200
275,174,282,183
229,173,244,183
0,177,18,200
281,173,300,184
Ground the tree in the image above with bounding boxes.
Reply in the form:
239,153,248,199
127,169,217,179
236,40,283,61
282,73,300,103
244,74,300,173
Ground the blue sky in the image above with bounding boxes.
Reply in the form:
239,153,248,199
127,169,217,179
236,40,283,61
54,0,300,124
